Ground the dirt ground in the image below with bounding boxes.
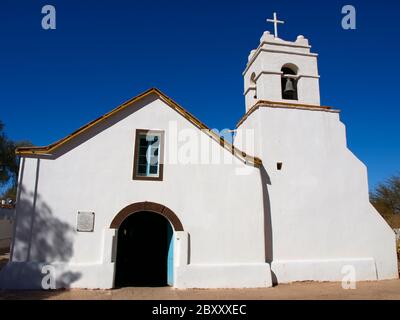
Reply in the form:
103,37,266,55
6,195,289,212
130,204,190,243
0,279,399,300
0,249,399,300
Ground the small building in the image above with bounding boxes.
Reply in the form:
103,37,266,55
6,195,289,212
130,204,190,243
0,206,14,251
0,16,398,289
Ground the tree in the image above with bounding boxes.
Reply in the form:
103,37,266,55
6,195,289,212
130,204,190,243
0,121,17,187
371,174,400,229
371,174,400,215
0,120,32,201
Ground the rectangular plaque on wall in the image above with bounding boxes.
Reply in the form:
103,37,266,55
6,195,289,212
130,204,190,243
77,212,95,232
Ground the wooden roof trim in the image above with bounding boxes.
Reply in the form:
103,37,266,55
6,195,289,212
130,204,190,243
16,88,262,167
155,91,262,166
236,100,340,128
16,88,156,155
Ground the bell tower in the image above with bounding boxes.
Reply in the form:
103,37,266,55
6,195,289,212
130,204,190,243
234,14,399,285
243,13,321,112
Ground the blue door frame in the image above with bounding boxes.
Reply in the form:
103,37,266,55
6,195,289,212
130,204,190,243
167,223,174,286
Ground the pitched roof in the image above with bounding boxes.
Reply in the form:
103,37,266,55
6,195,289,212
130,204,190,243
16,88,262,167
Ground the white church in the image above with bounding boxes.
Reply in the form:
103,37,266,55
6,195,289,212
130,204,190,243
0,14,398,289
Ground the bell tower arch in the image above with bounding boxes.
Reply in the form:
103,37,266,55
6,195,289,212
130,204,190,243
281,64,298,100
243,29,321,112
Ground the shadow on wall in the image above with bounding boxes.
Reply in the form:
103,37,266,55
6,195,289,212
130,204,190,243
0,158,81,290
260,165,277,285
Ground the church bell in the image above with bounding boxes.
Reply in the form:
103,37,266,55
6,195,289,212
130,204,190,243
284,77,295,94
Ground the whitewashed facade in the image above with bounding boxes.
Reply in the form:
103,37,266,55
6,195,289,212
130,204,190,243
0,28,397,289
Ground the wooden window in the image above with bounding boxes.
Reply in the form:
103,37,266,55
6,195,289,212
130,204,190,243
133,129,164,181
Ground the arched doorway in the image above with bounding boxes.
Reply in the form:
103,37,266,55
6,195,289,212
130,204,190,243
110,202,183,288
115,212,173,287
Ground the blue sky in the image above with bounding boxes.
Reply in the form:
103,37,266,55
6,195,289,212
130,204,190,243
0,0,399,190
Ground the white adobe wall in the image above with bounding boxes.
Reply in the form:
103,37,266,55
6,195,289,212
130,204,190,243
235,106,398,283
0,94,272,289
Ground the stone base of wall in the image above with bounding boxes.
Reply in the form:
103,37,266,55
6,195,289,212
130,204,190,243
271,258,379,284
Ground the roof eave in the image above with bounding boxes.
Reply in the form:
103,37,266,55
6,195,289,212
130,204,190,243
16,88,263,167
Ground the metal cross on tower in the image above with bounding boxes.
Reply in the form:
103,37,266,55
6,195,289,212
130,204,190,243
267,12,285,38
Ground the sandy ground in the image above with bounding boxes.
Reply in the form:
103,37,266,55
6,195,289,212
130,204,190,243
0,279,399,300
1,249,399,300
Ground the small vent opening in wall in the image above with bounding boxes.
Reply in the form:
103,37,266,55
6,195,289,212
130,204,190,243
277,162,283,170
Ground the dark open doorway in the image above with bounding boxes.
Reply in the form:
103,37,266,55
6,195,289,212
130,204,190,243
115,211,173,287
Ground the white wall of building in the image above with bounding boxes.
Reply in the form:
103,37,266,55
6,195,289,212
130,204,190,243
1,29,397,290
0,93,272,289
235,105,398,283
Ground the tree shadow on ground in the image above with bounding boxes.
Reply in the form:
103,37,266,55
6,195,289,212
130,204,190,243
0,289,70,300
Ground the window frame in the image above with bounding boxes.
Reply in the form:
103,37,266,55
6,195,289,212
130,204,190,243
132,129,165,181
